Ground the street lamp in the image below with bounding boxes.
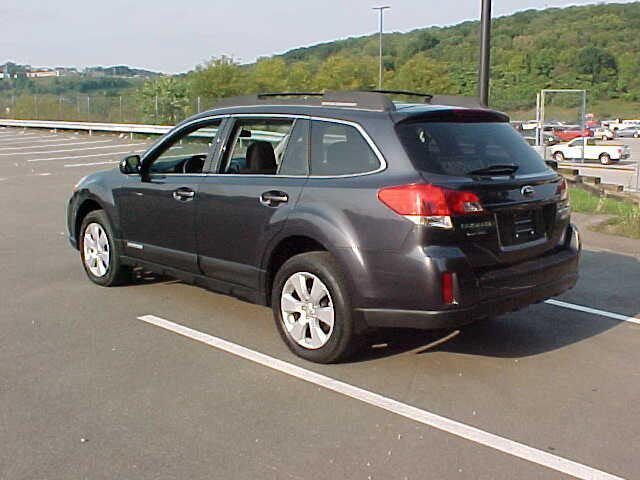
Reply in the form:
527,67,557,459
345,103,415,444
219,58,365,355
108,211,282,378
372,6,390,89
478,0,492,106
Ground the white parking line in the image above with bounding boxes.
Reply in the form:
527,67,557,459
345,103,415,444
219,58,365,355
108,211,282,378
64,160,121,168
22,149,147,163
0,132,52,139
0,139,116,151
138,314,626,480
545,299,640,325
0,140,71,148
1,142,147,158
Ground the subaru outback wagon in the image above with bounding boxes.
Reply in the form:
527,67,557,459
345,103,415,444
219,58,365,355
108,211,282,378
68,91,580,363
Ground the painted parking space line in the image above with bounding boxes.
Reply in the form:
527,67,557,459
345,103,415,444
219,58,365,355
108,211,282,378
1,142,147,158
545,299,640,325
0,139,72,147
0,132,54,139
0,139,117,151
19,149,148,164
137,313,626,480
64,160,121,168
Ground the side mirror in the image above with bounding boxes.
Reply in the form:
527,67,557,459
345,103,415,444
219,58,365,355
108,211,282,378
119,154,141,175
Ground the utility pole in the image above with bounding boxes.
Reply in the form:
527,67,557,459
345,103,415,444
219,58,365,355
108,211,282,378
372,6,390,89
478,0,492,106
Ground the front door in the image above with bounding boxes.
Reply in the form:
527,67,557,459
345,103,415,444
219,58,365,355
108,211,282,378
196,117,310,291
114,118,224,272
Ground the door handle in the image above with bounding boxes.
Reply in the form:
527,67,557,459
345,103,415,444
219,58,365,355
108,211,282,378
173,187,196,202
260,191,289,207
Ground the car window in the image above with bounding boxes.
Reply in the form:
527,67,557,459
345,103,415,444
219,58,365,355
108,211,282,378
278,119,310,176
221,118,294,175
310,121,380,176
149,120,222,174
396,122,548,177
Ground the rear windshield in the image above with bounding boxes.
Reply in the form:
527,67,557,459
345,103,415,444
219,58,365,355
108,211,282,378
396,122,549,177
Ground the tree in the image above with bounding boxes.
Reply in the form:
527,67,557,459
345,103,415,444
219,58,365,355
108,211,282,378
189,56,247,100
247,58,289,93
390,55,458,94
313,55,377,91
575,47,618,85
403,31,440,62
138,76,189,124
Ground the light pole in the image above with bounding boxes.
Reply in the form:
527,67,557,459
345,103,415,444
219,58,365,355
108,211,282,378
372,6,390,89
478,0,492,106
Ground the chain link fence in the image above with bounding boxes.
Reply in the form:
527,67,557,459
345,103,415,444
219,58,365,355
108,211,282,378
0,94,219,125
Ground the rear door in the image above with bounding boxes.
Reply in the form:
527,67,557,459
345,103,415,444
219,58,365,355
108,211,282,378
196,116,310,290
396,117,568,268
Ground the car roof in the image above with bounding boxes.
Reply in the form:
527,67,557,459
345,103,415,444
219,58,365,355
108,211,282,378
180,91,509,126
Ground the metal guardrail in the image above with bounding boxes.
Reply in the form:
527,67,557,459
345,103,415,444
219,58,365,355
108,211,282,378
0,119,173,135
0,119,286,143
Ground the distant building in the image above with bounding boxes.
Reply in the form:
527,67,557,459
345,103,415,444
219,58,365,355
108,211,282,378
55,67,79,77
27,69,60,78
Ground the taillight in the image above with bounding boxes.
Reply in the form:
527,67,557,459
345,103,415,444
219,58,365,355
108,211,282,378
442,272,455,304
557,178,569,202
377,184,484,229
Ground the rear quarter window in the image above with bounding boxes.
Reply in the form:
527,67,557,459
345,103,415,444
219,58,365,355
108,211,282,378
310,120,380,176
396,121,549,177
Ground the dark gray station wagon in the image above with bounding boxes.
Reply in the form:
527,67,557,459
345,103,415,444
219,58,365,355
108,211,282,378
68,91,580,363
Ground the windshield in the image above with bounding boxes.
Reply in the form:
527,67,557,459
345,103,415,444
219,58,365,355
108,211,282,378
396,122,550,177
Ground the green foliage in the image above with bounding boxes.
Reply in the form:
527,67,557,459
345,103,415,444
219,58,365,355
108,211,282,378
313,55,377,91
138,77,189,124
188,56,248,100
0,76,139,95
569,187,640,239
575,47,617,84
6,2,640,123
389,55,457,93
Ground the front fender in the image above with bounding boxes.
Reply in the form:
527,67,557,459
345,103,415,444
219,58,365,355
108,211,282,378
67,170,124,247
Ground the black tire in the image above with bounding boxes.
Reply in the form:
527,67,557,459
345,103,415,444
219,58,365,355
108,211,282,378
599,153,612,165
554,152,565,162
272,252,358,364
79,210,131,286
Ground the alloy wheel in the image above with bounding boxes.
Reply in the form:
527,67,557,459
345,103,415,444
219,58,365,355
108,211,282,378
280,272,335,349
83,222,110,277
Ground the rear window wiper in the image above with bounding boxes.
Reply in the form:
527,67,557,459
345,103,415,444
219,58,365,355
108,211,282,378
467,164,520,177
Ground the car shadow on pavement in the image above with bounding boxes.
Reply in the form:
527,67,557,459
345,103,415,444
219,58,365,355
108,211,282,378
128,267,176,286
358,249,639,361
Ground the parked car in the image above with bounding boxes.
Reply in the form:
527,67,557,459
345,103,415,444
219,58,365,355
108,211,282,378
554,127,594,142
603,119,640,132
616,126,640,138
67,91,580,363
593,126,615,141
551,137,631,164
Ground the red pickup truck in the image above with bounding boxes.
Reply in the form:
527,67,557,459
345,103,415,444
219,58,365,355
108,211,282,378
554,128,594,142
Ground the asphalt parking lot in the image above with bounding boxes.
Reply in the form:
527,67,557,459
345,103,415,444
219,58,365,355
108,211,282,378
1,127,639,480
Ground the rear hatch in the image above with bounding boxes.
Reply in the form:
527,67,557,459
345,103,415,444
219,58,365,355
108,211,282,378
395,110,568,268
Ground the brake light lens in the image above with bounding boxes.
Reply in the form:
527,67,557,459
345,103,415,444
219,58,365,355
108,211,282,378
377,184,484,229
442,272,455,304
557,178,569,202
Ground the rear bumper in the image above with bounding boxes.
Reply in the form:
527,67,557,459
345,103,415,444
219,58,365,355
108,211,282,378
357,224,581,330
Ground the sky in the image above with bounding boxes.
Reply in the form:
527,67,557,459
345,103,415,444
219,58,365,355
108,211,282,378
2,0,637,73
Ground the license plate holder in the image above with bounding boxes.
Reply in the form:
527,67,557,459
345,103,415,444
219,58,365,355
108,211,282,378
498,208,545,246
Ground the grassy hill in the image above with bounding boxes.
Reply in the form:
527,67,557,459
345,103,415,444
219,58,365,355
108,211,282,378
270,2,640,117
5,2,640,123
